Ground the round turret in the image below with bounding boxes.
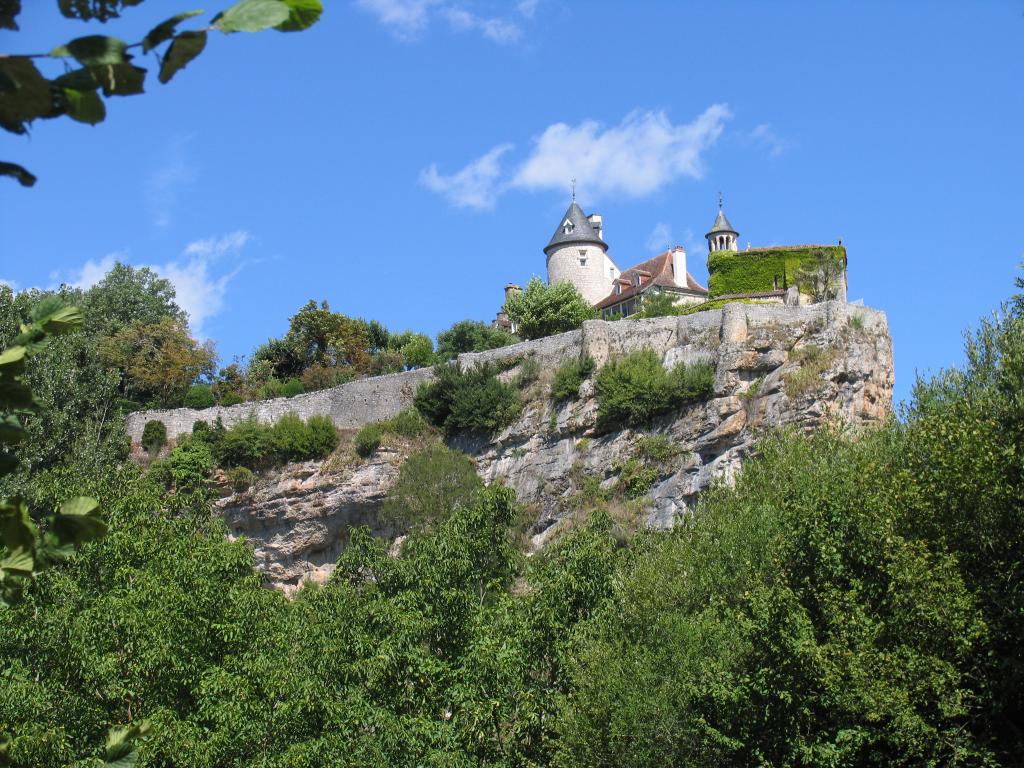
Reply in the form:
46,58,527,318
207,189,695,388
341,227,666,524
706,201,739,253
544,201,617,305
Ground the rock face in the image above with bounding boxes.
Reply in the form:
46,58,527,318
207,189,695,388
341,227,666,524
135,301,894,592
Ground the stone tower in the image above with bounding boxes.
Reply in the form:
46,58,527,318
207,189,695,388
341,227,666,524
706,200,739,253
544,201,619,305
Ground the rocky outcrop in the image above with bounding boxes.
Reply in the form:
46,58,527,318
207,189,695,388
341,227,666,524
140,301,893,592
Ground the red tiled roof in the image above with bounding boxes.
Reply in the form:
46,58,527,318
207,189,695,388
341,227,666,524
594,249,707,310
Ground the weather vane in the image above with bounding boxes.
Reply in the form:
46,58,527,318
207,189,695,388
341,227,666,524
571,177,576,202
718,190,723,210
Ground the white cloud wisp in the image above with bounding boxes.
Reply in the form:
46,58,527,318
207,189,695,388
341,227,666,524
421,104,732,210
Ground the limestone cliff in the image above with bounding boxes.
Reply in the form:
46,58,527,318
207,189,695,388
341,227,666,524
131,301,893,593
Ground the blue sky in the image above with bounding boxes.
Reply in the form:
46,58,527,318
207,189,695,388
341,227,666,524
2,0,1022,404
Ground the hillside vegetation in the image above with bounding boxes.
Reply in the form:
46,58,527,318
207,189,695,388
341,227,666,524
0,273,1022,766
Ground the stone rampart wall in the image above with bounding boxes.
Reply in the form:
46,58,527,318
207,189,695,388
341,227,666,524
125,301,887,446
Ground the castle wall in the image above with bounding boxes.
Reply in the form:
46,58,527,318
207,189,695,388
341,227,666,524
125,301,890,446
546,243,617,305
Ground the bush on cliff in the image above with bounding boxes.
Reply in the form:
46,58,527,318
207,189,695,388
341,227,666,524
595,349,714,430
141,419,167,455
415,362,521,436
551,355,596,400
213,413,337,469
381,443,482,529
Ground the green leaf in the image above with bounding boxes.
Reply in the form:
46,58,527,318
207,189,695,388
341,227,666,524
52,68,100,92
0,161,36,187
59,496,99,517
0,414,24,446
275,0,321,31
0,346,26,369
38,304,84,335
51,35,130,67
104,721,151,767
159,31,207,84
213,0,290,33
143,10,204,53
89,64,146,97
0,0,20,31
0,58,55,133
0,382,33,410
63,88,106,125
0,499,35,569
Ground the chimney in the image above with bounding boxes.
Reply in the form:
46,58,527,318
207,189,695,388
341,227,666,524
587,213,603,241
671,245,687,286
504,283,521,303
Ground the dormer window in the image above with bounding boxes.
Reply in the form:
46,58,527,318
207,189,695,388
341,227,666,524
634,275,642,287
562,219,575,234
615,283,621,295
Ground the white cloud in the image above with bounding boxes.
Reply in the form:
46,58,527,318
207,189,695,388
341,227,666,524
354,0,440,39
145,134,198,229
60,231,251,339
183,230,252,259
442,7,521,43
420,143,513,210
422,105,732,210
0,278,19,290
356,0,526,43
516,0,539,19
512,105,731,200
748,123,788,158
646,222,672,253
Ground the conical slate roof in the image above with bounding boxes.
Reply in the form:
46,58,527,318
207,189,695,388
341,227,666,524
545,202,606,252
707,207,737,235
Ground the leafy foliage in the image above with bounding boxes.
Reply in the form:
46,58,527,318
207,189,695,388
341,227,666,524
182,383,215,409
1,0,324,186
436,319,516,361
208,412,337,470
595,349,714,430
414,362,521,437
504,277,597,340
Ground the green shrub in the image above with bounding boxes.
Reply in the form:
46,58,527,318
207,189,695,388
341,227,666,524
515,356,540,388
147,458,172,489
215,418,271,469
354,423,383,458
616,457,659,499
300,363,355,392
636,434,678,463
183,383,216,409
595,349,714,430
381,443,482,529
281,378,305,397
219,391,245,406
226,466,255,493
167,436,214,492
385,408,430,439
215,413,337,468
783,344,840,399
304,415,338,458
141,419,167,455
415,362,521,437
552,355,596,400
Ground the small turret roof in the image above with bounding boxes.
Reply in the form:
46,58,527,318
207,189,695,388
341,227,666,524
707,207,737,235
545,201,606,252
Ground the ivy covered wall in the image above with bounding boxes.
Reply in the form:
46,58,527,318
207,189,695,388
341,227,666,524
707,245,846,298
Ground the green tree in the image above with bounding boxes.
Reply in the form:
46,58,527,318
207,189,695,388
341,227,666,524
81,262,185,337
399,332,436,369
99,316,216,407
1,0,323,186
436,319,516,361
504,278,597,340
